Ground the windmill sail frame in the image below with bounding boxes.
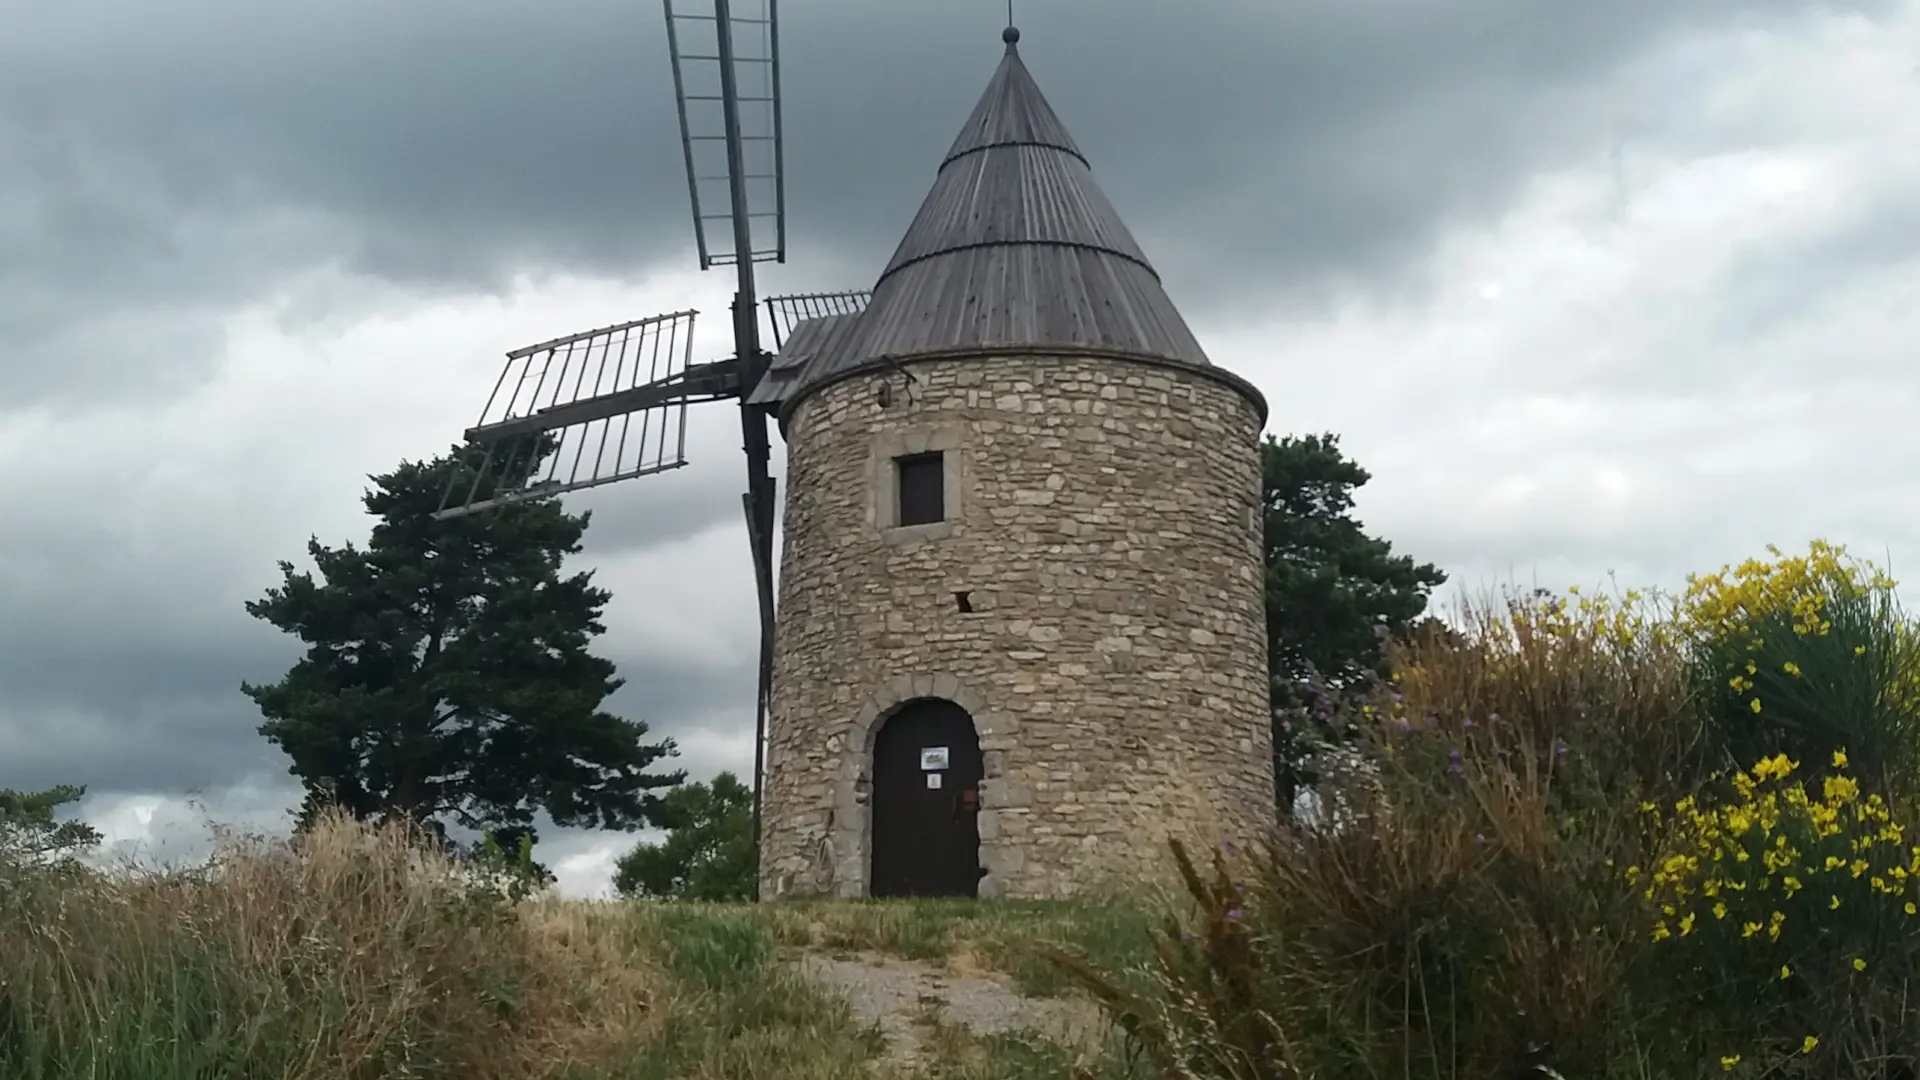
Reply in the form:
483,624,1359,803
433,311,708,520
665,0,786,270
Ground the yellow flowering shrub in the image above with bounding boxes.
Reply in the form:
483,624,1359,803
1678,541,1920,799
1633,748,1920,1072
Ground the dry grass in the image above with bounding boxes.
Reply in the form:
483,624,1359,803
0,814,896,1080
0,812,1158,1079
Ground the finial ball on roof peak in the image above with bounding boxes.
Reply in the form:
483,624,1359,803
1002,25,1020,45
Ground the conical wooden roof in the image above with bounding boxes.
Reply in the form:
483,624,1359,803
779,29,1216,406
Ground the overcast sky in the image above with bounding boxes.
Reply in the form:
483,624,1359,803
2,0,1915,898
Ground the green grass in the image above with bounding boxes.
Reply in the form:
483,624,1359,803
745,895,1162,997
609,905,891,1080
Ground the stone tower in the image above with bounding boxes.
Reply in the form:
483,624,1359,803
750,27,1272,900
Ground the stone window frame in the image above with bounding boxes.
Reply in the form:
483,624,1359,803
825,672,1022,899
870,425,966,544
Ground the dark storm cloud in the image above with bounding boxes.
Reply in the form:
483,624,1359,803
0,545,753,801
5,0,1893,411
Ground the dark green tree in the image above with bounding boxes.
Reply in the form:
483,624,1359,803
1262,433,1447,810
0,785,101,862
241,439,684,858
613,770,755,901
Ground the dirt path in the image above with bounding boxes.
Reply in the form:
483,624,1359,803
791,950,1108,1072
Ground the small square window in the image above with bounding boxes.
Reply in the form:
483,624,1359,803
896,452,945,527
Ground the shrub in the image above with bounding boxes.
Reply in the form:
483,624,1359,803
1067,542,1920,1079
1679,541,1920,799
1066,583,1699,1079
1630,749,1920,1074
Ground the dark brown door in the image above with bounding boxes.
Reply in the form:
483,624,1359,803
870,698,983,898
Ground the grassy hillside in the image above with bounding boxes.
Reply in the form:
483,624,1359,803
0,816,1153,1080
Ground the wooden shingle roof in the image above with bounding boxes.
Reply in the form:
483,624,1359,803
774,29,1221,411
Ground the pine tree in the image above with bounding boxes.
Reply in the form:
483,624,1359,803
1262,433,1447,809
242,439,683,853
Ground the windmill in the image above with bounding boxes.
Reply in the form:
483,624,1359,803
432,0,868,892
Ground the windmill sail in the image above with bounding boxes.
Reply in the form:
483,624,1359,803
665,0,786,269
434,311,720,519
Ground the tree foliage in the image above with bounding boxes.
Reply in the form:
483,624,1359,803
613,771,755,901
0,784,101,863
1262,433,1447,808
242,439,683,856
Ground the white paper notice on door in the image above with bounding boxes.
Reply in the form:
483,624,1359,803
926,773,943,789
920,747,950,771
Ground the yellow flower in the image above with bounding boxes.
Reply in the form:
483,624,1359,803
1750,697,1763,714
1721,1053,1741,1071
1802,1035,1819,1054
1713,901,1728,920
1905,902,1915,916
1779,964,1792,980
1853,957,1867,971
1833,749,1849,769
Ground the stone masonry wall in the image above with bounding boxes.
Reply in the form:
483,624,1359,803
760,354,1272,900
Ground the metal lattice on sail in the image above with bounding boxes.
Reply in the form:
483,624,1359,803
764,290,870,348
666,0,785,269
435,311,734,519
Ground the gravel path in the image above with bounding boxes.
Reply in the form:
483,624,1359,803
792,950,1107,1071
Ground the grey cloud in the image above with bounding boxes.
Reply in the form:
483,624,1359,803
6,0,1891,412
0,575,750,802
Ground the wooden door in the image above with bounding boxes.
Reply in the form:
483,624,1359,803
870,698,983,898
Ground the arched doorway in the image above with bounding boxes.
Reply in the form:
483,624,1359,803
870,698,983,898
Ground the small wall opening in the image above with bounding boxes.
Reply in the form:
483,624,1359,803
896,452,945,526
